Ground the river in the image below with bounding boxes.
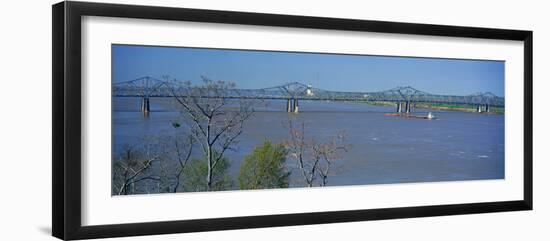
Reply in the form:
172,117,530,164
113,97,504,188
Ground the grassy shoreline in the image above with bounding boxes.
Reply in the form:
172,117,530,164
360,101,504,114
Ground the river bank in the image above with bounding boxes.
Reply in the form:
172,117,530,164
361,101,504,114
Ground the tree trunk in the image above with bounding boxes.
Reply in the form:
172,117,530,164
206,145,213,191
206,120,213,191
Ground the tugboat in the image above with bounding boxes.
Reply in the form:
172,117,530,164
384,111,437,120
426,112,435,119
412,112,436,120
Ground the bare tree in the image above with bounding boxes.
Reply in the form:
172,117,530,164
170,122,194,192
167,76,254,191
112,143,161,195
282,119,350,187
314,131,349,186
282,119,316,187
283,119,325,187
112,127,196,194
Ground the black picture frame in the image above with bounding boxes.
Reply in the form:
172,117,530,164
52,1,533,240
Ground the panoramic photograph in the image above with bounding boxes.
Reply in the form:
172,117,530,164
111,44,505,195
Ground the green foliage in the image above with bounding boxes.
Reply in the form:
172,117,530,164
181,154,233,192
238,140,291,190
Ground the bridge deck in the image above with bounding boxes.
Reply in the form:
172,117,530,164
112,76,505,107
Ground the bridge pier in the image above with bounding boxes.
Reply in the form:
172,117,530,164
476,104,490,113
286,98,299,113
286,99,292,112
141,97,150,113
396,101,402,113
405,101,411,113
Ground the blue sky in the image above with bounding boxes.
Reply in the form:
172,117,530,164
112,44,505,96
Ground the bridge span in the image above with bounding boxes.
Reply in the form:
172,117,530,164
113,76,504,114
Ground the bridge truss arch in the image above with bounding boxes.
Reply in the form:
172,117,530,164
112,76,505,111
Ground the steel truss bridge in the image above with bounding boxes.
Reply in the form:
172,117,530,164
113,76,504,113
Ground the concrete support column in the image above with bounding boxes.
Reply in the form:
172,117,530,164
477,105,482,113
293,98,299,113
485,104,490,113
405,101,411,113
397,101,402,113
141,97,150,113
286,99,292,112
